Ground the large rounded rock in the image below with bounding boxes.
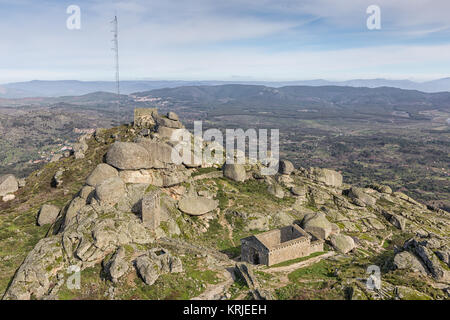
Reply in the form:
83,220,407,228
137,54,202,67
86,163,118,187
268,183,285,199
178,196,219,216
95,177,126,205
223,164,246,182
167,111,179,121
106,142,151,170
308,168,342,188
0,174,18,197
137,139,176,167
279,160,294,175
37,204,60,226
301,212,333,240
349,187,376,207
330,234,355,253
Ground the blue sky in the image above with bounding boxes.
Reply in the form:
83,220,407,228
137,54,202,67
1,0,450,83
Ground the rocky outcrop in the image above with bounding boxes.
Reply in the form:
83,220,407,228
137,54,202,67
301,212,333,240
106,142,152,170
178,196,219,216
307,167,343,188
402,238,449,281
86,163,118,187
73,136,89,159
0,174,18,197
37,204,60,226
135,255,160,285
393,251,428,274
223,164,246,182
137,139,177,168
51,169,65,188
268,183,285,199
3,237,64,300
95,177,126,206
348,187,376,207
105,246,129,283
367,183,392,194
279,160,294,175
167,111,179,121
382,210,406,231
330,234,355,253
135,248,182,286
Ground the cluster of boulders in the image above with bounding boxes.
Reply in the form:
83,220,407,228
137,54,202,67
0,174,25,202
300,211,355,253
393,235,449,282
104,246,182,285
134,248,183,285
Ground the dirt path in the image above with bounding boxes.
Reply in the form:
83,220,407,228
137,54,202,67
191,268,235,300
264,251,336,289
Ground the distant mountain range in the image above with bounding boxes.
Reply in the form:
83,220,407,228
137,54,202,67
1,78,450,98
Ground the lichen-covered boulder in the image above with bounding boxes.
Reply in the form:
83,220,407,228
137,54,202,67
106,142,151,170
348,187,376,207
330,234,355,253
167,111,179,121
223,164,246,182
178,196,219,216
37,204,60,226
393,251,427,274
367,183,392,194
95,177,126,205
268,183,285,199
137,139,176,168
86,163,118,187
3,236,64,300
0,174,18,197
308,167,342,188
301,212,333,240
135,255,160,285
106,246,130,283
279,160,294,175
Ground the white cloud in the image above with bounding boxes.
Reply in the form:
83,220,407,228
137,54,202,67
0,0,450,82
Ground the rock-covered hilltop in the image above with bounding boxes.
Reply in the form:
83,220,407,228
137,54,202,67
1,109,449,300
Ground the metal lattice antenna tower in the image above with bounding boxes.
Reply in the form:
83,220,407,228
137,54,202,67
111,15,120,110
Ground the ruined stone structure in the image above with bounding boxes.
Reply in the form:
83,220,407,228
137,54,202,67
240,224,323,266
134,108,158,128
142,190,161,230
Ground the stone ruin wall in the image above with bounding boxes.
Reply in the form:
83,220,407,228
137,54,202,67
309,240,324,253
267,237,311,266
241,237,270,266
